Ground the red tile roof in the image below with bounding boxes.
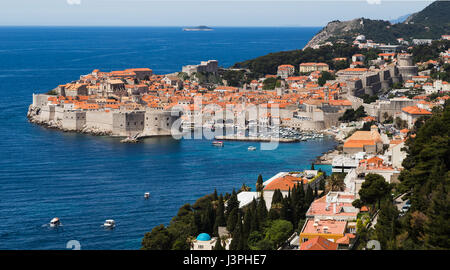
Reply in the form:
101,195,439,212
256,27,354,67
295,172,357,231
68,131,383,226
300,237,338,250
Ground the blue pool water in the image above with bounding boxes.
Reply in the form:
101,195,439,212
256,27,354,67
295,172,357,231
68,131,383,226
0,27,336,250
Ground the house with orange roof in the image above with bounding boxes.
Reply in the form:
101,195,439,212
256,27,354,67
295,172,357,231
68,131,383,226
299,62,329,73
401,105,432,128
262,171,324,209
299,236,338,250
306,191,359,221
343,125,383,154
277,64,295,79
300,219,348,244
357,156,400,183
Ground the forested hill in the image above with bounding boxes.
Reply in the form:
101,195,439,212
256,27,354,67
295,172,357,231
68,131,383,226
232,44,374,77
387,102,450,249
304,1,450,48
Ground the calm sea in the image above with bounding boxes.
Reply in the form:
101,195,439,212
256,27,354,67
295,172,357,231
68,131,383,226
0,26,335,250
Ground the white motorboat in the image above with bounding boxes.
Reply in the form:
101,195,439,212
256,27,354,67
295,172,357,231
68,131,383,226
144,192,150,199
103,219,115,228
212,141,224,147
49,217,61,227
248,146,256,151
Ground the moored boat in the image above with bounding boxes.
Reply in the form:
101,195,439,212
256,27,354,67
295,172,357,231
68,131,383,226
212,140,224,147
49,217,61,227
103,219,115,228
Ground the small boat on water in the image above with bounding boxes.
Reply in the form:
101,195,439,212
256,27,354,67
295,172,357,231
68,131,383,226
248,146,256,151
212,141,224,147
144,192,150,199
49,217,61,227
103,219,115,229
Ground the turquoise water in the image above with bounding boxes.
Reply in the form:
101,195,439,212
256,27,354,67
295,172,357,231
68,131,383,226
0,27,336,250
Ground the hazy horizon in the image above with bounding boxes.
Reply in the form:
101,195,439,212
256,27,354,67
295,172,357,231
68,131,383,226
0,0,434,27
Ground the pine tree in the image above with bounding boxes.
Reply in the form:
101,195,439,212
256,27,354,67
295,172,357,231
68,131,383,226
424,183,450,249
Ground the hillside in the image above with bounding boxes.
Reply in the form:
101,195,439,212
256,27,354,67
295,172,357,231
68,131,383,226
304,0,450,48
232,43,374,76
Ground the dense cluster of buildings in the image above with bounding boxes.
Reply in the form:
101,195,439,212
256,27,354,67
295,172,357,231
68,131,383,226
28,34,448,250
189,35,449,250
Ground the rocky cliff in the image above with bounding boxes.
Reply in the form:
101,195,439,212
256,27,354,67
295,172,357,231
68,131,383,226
304,18,366,49
304,1,450,49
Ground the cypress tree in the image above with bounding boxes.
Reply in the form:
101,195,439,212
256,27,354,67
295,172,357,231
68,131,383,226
271,189,283,205
214,237,225,250
214,194,226,235
226,189,239,219
305,185,314,207
256,174,264,192
243,210,253,237
250,199,260,232
257,196,268,225
226,208,238,233
230,211,243,250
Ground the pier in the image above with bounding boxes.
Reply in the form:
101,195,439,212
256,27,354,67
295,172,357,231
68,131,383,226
214,135,299,143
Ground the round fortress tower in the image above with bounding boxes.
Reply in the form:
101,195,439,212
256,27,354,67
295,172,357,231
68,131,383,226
397,53,417,81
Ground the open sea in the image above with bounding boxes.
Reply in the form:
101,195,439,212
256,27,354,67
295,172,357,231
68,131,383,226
0,26,336,250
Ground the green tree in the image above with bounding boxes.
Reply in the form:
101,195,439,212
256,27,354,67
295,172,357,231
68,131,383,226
318,71,336,86
375,201,400,249
256,174,264,192
226,208,238,233
359,173,391,209
264,219,293,249
257,196,268,224
214,194,226,235
141,224,171,250
326,173,346,192
213,237,225,250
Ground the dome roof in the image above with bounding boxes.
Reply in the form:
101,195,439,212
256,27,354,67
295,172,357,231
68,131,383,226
196,233,211,241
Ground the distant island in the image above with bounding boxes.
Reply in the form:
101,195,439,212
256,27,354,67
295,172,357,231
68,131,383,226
183,25,213,31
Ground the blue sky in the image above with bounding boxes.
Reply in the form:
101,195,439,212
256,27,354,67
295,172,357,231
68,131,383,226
0,0,433,27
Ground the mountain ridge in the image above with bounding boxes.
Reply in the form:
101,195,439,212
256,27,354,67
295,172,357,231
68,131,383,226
304,1,450,49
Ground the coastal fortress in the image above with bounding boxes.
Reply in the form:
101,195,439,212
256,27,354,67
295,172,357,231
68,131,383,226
27,68,181,140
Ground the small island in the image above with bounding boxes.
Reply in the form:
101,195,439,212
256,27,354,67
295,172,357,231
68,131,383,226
182,25,213,31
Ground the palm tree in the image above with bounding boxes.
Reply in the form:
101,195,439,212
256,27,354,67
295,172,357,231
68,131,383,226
325,173,346,192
